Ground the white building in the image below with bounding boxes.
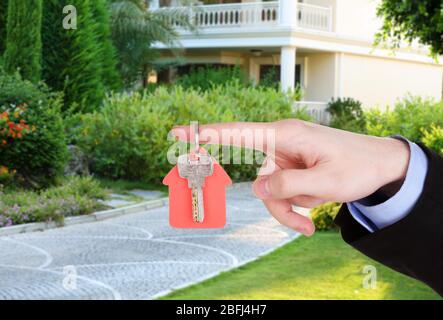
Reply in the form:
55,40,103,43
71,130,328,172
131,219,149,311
151,0,442,113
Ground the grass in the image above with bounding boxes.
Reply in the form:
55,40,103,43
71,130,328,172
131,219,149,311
161,231,441,300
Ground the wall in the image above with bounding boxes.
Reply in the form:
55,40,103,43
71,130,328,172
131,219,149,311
304,52,336,101
335,0,381,40
340,53,443,108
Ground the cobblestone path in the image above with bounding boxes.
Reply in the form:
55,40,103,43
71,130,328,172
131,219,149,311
0,184,299,300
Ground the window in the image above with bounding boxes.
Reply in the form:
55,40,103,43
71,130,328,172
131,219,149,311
259,64,302,86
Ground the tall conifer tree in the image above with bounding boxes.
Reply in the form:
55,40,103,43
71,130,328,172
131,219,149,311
0,0,8,55
91,0,121,90
4,0,42,82
42,0,106,112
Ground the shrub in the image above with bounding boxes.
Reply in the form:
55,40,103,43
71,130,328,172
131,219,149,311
0,176,107,227
311,202,341,231
421,125,443,155
175,65,248,91
0,72,67,188
365,96,443,142
259,67,279,90
327,97,366,133
76,83,311,183
3,0,42,83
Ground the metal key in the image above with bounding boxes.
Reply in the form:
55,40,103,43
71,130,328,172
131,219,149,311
177,153,213,223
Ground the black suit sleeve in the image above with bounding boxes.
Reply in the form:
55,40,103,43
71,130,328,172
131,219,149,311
334,144,443,296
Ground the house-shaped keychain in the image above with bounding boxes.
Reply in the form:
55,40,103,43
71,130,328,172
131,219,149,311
163,158,232,228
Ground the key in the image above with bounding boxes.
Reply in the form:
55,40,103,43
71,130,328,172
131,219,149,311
177,153,213,223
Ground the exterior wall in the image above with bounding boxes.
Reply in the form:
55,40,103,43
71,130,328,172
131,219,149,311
304,53,336,102
335,0,381,40
340,53,443,108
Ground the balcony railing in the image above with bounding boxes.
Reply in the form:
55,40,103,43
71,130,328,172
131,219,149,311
297,3,332,31
193,2,279,28
293,101,330,124
155,2,333,32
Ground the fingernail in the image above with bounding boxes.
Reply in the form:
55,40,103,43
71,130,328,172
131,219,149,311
254,177,270,198
302,226,314,237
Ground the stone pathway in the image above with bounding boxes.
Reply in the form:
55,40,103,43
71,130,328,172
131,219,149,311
0,184,299,300
101,190,165,208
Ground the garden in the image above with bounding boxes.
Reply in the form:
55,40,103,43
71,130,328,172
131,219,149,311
0,0,442,300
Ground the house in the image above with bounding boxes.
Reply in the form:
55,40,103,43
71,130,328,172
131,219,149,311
150,0,442,118
163,160,232,228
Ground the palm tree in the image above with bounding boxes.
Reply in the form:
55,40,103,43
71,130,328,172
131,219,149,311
109,0,197,87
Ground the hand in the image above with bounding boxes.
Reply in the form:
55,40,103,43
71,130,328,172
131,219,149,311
172,120,410,236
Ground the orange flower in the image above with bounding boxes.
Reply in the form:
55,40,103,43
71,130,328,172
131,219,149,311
1,140,7,145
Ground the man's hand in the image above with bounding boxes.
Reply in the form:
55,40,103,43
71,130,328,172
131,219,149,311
172,120,410,236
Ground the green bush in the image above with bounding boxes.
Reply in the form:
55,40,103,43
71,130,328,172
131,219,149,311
311,202,341,231
175,65,248,91
0,176,106,227
259,67,279,90
365,96,443,142
422,124,443,155
0,72,67,188
76,83,311,183
327,97,366,133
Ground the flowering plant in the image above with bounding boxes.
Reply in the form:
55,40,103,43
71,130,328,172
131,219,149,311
0,103,31,146
0,71,67,188
0,103,32,183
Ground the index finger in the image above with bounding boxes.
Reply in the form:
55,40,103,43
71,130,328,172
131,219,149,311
171,122,275,152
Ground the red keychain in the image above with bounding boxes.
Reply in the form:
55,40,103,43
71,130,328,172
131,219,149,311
163,122,232,228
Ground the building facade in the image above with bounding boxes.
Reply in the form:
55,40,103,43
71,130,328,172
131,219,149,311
151,0,442,112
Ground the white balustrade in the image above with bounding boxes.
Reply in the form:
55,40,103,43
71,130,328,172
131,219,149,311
297,3,332,32
194,2,278,28
293,101,330,124
154,1,333,32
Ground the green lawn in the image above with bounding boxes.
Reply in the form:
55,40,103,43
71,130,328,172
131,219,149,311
162,231,440,300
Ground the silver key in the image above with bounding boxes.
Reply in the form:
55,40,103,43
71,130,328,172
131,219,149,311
177,154,213,223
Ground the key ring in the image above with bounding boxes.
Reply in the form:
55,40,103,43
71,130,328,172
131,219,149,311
190,121,200,160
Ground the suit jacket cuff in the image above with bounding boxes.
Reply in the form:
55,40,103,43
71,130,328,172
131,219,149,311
334,144,443,296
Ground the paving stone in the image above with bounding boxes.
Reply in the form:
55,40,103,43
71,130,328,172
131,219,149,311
0,183,300,300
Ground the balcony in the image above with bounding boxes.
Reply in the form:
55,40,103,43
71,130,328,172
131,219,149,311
154,1,333,33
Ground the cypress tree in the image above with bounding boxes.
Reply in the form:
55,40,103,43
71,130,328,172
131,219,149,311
4,0,42,82
91,0,121,91
42,0,104,112
0,0,7,55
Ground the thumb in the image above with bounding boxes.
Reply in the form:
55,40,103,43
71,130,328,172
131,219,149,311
253,168,326,200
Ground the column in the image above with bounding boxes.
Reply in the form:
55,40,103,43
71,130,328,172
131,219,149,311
279,0,298,27
248,58,260,86
280,46,296,92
